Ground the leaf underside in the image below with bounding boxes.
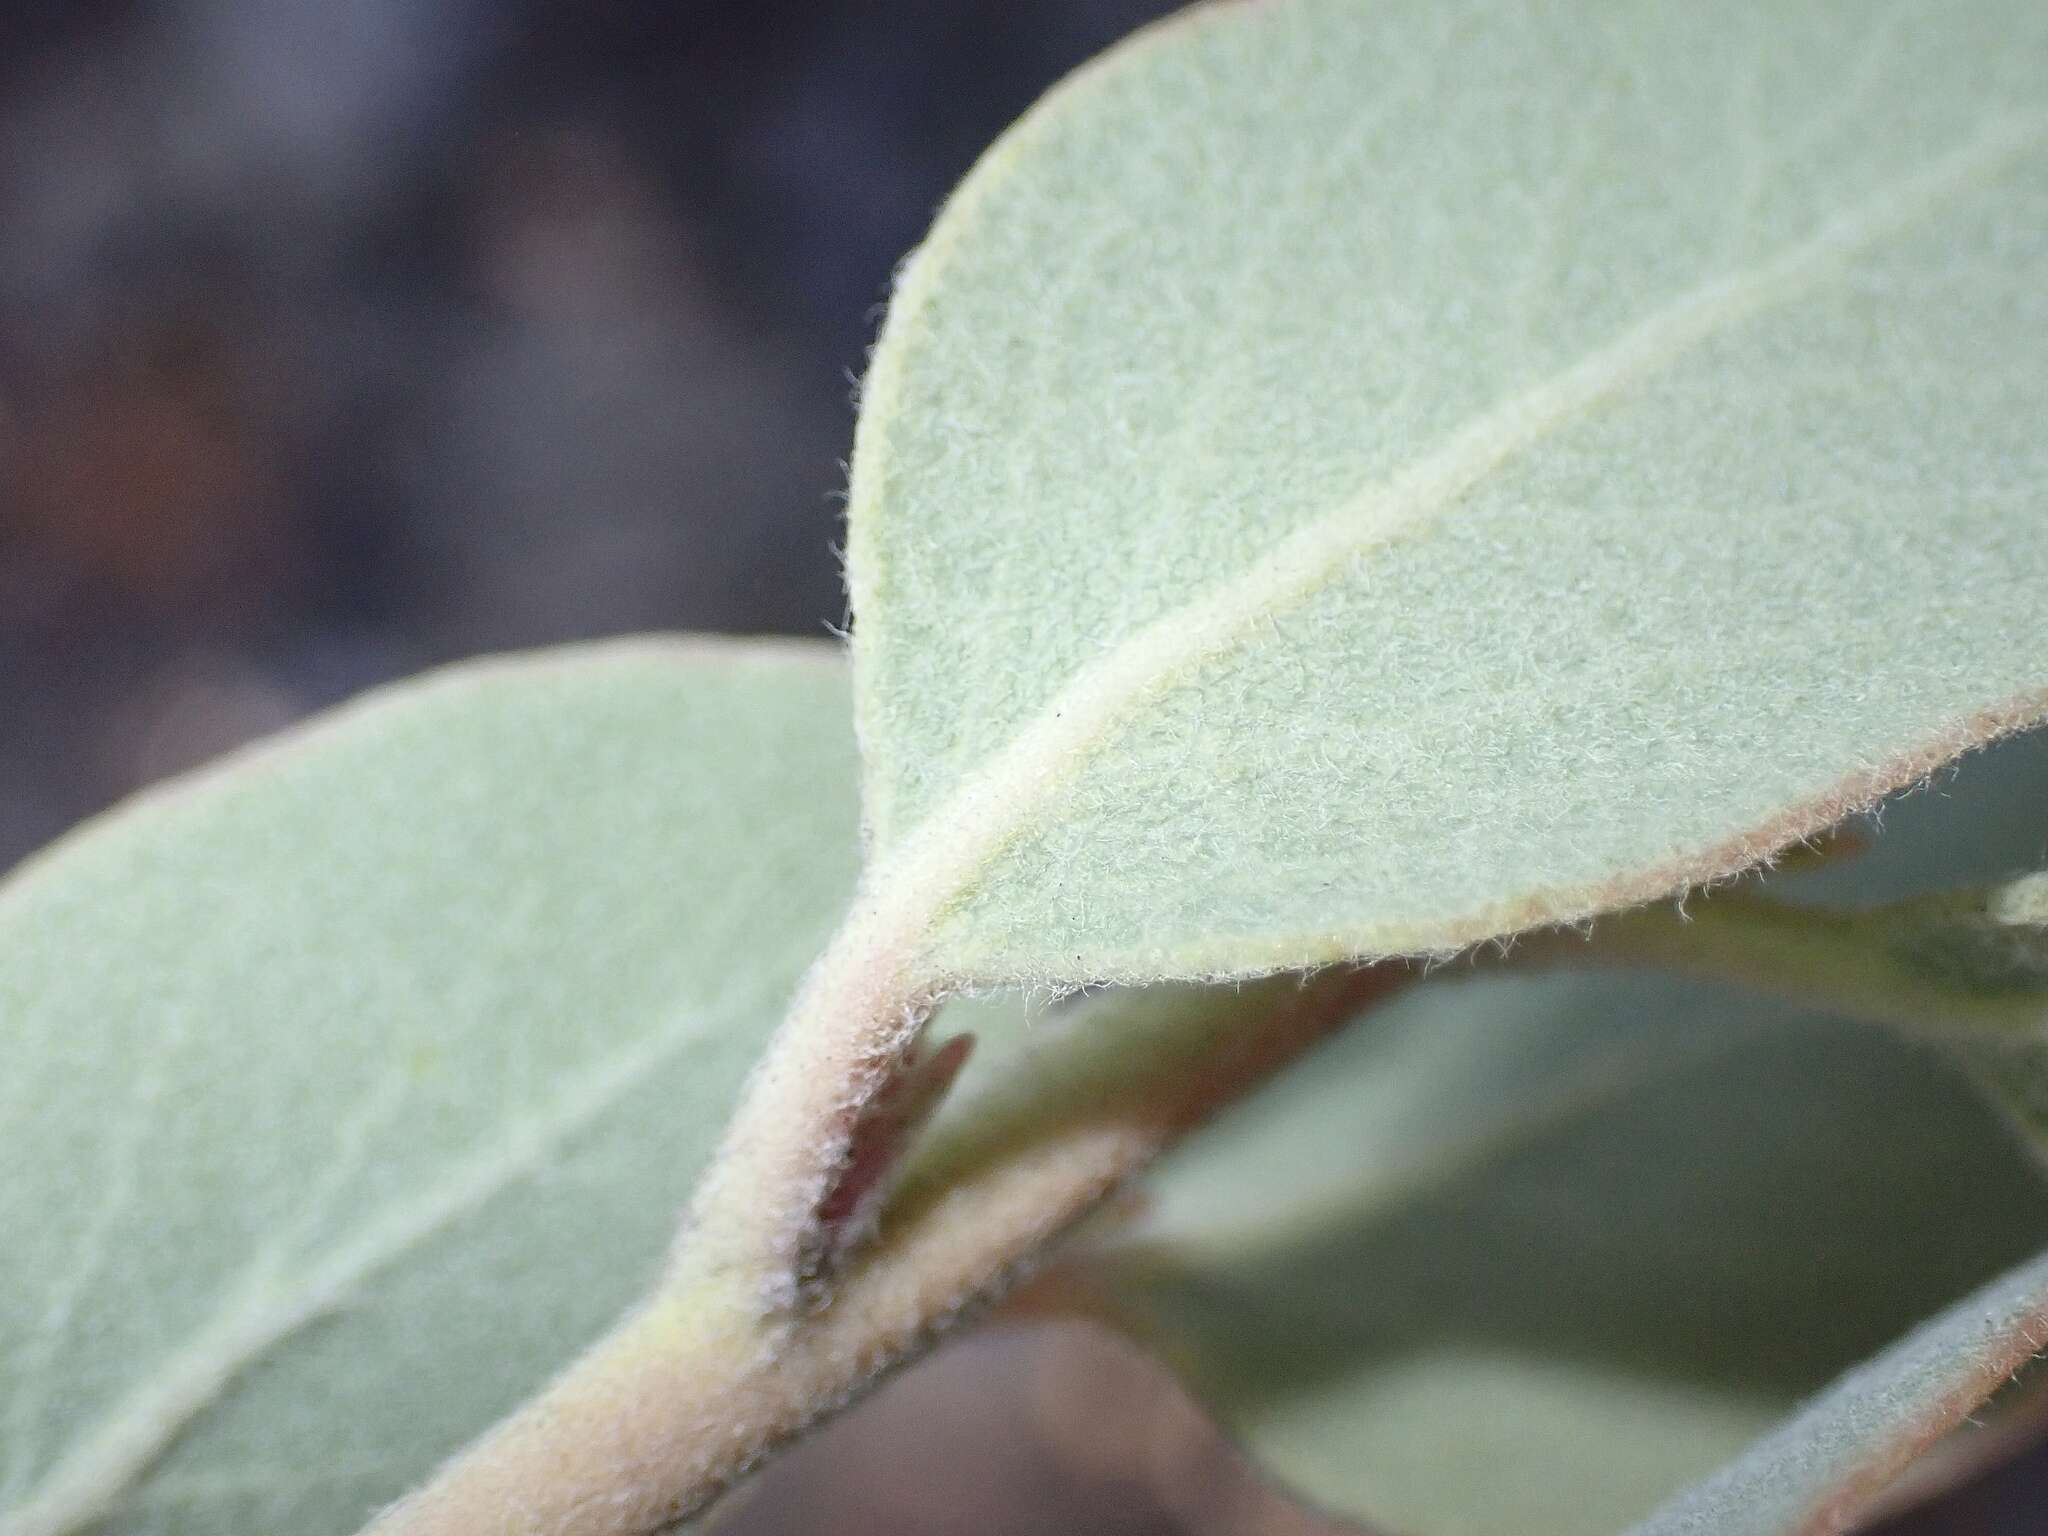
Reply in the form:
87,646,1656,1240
1081,731,2048,1536
1094,974,2048,1536
8,2,2048,1534
846,0,2048,986
0,642,865,1536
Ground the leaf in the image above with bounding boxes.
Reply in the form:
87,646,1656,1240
845,0,2048,986
0,639,863,1536
1626,1250,2048,1535
1919,878,2048,1159
1077,970,2048,1536
1553,737,2048,1163
1064,733,2048,1535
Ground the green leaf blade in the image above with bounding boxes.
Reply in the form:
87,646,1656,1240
1625,1246,2048,1535
0,640,859,1536
1065,739,2048,1536
1083,970,2048,1536
848,0,2048,986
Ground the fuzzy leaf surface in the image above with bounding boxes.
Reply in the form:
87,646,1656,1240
847,0,2048,985
1075,737,2048,1536
1086,972,2048,1536
0,641,860,1536
1625,1247,2048,1534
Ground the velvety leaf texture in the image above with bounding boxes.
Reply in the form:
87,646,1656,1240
1084,737,2048,1536
1093,973,2048,1536
1627,1247,2048,1535
0,641,860,1536
845,0,2048,985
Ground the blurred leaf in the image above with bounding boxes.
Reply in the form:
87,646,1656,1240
1628,1247,2048,1535
1595,872,2048,1030
1081,970,2048,1536
1560,871,2048,1170
0,640,862,1536
845,0,2048,987
1924,875,2048,1162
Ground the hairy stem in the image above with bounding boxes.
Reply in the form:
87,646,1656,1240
358,962,1404,1536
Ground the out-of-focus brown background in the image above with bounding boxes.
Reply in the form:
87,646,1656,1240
0,0,1180,870
2,6,2040,1533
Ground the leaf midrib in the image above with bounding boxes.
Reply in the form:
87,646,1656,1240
857,112,2045,985
0,985,758,1536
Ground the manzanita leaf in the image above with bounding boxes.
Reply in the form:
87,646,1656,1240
1080,971,2048,1536
1066,733,2048,1536
0,641,865,1536
1564,732,2048,1165
845,0,2048,986
1626,1247,2048,1535
1917,877,2048,1160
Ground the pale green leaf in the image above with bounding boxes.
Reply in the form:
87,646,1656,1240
0,640,861,1536
1598,874,2048,1041
1922,880,2048,1158
1084,971,2048,1536
846,0,2048,986
1074,735,2048,1535
1562,740,2048,1161
1626,1249,2048,1534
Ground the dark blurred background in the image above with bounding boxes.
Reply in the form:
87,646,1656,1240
1,5,2039,1533
0,0,1180,870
